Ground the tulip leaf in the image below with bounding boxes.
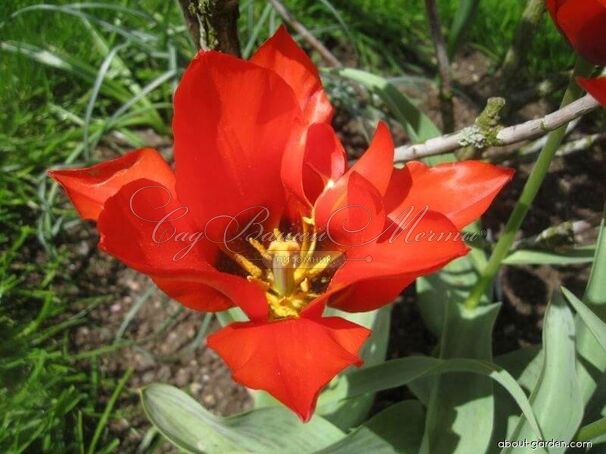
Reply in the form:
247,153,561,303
335,68,441,143
140,384,344,454
417,238,489,337
318,307,391,430
421,302,499,454
316,400,425,454
503,246,595,266
572,206,606,409
503,290,583,454
491,347,543,444
321,356,542,441
562,287,606,353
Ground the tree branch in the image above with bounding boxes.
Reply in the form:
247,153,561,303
394,94,600,162
424,0,454,132
177,0,241,56
268,0,342,67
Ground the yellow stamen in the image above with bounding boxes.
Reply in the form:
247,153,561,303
227,251,263,279
248,237,272,261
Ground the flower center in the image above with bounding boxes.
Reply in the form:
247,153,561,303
226,220,340,320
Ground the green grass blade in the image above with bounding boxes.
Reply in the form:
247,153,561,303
87,368,133,454
335,67,441,143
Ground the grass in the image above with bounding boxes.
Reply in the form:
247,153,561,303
0,0,577,451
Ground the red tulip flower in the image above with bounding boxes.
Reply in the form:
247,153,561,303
547,0,606,66
578,76,606,107
49,27,512,421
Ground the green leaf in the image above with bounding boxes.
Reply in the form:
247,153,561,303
316,400,425,454
447,0,480,56
563,287,606,353
318,307,391,429
322,356,542,440
574,206,606,407
504,291,583,454
421,302,499,454
416,244,488,337
140,384,344,454
503,246,595,266
491,347,543,447
335,68,441,143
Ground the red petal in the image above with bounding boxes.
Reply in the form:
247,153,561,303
282,122,347,209
347,121,394,196
549,0,606,66
578,76,606,107
314,171,386,248
388,160,513,230
97,178,270,314
207,315,370,421
48,148,174,221
325,211,469,312
251,26,332,124
313,122,394,236
173,51,300,233
328,275,415,313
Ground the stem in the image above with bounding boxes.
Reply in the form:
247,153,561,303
464,58,594,310
576,416,606,442
425,0,454,132
177,0,241,56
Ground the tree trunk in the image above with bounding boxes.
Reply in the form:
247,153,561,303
177,0,241,57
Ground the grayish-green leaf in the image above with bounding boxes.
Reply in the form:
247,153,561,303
563,287,606,353
421,302,499,454
335,68,441,143
321,356,542,440
316,400,425,454
503,246,595,266
504,291,583,454
141,384,344,454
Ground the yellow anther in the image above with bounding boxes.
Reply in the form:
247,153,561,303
248,237,272,261
228,251,263,279
300,278,310,293
304,252,342,281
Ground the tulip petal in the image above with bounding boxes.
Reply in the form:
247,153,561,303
173,51,300,233
578,76,606,107
326,210,469,312
327,275,416,313
315,171,386,249
548,0,606,66
313,122,394,236
48,148,174,221
251,25,332,124
282,122,347,209
97,178,270,314
388,161,513,230
207,315,370,421
347,121,395,196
